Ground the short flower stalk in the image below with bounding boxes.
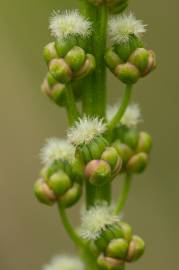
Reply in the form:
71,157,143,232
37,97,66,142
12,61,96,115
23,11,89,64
33,2,156,270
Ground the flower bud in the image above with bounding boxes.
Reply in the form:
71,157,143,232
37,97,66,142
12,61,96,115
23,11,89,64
85,160,112,186
115,63,140,84
59,183,82,208
113,140,133,164
136,131,152,153
106,239,128,260
49,58,72,84
48,170,72,196
97,254,125,270
114,36,143,62
34,178,56,205
105,49,123,70
73,54,96,79
95,236,109,251
47,72,58,87
126,152,148,173
142,50,156,76
55,38,76,58
127,235,145,262
129,48,149,73
70,159,84,184
119,222,132,242
65,46,86,71
121,128,139,150
43,42,58,64
101,147,122,175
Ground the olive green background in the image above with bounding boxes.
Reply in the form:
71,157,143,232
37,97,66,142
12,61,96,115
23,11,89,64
0,0,178,269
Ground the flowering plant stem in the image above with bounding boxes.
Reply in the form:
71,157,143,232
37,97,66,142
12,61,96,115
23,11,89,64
81,2,110,208
115,173,132,214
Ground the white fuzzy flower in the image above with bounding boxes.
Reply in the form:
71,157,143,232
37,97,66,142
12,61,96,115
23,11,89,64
107,103,142,128
43,255,84,270
109,13,146,44
49,10,92,40
67,116,106,146
80,202,120,240
40,138,75,166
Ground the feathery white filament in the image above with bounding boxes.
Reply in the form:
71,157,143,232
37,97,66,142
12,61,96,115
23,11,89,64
49,10,92,40
109,13,146,44
80,202,120,240
107,103,142,128
40,138,75,166
43,255,84,270
67,116,106,146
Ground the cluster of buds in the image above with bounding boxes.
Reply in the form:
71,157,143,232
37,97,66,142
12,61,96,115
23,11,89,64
88,0,128,14
34,139,84,208
80,203,145,270
68,117,123,186
106,14,156,84
113,127,152,174
43,40,96,85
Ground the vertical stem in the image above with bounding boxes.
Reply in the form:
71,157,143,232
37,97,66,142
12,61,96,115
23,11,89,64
65,83,80,126
81,2,110,208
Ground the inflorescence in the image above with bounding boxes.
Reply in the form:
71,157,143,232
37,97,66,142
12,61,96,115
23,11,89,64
33,3,156,270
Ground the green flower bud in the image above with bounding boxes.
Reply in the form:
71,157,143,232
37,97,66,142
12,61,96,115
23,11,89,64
127,152,148,173
70,159,84,184
101,147,122,175
115,63,140,84
55,38,76,58
97,254,125,270
48,170,72,196
136,131,152,153
106,239,129,260
105,49,123,70
113,140,133,164
49,58,72,84
129,48,149,73
76,136,109,164
95,236,109,251
142,50,156,76
65,46,86,71
85,160,112,186
119,222,132,242
127,235,145,262
59,183,82,208
34,178,56,205
108,224,125,239
73,54,96,79
122,128,139,150
43,42,58,64
114,35,143,62
41,77,66,107
47,72,58,87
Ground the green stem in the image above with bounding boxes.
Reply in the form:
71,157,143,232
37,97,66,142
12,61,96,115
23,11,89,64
65,83,80,126
58,204,84,248
115,173,132,214
81,3,110,208
108,84,133,132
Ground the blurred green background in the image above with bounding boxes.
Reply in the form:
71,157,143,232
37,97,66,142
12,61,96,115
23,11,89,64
0,0,178,269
